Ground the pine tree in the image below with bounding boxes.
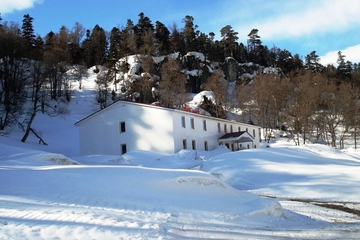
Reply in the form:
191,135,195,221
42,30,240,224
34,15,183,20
220,25,238,58
82,25,108,67
154,21,170,55
109,27,121,60
134,12,154,52
120,19,136,56
305,51,323,72
169,23,185,54
21,14,36,49
247,29,261,52
336,51,352,82
182,15,198,53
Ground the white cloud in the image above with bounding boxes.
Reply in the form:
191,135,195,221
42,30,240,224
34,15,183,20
0,0,43,14
320,44,360,66
235,0,360,40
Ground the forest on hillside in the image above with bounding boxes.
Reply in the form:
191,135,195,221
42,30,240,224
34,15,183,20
1,12,360,149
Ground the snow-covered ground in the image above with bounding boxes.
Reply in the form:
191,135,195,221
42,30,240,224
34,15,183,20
1,67,360,239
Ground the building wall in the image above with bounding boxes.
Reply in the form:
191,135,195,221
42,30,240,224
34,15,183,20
78,102,175,155
172,110,261,152
77,101,262,155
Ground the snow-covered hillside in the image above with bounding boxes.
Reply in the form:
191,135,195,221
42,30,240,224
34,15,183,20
1,66,360,239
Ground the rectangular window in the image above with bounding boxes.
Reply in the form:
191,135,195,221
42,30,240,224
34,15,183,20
203,120,207,131
120,122,126,133
238,126,241,132
192,140,196,150
253,129,256,138
218,123,221,132
181,116,186,128
182,139,187,149
224,124,227,133
230,125,233,133
121,144,127,154
190,118,195,129
204,141,208,151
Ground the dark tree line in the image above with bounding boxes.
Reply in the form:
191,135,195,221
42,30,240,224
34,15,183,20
0,12,314,73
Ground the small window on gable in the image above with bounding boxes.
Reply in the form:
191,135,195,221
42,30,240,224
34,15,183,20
230,125,233,133
238,126,241,132
190,118,195,129
192,140,196,150
181,116,186,128
224,124,227,133
253,129,256,137
183,139,187,149
204,141,208,151
121,144,127,154
218,123,221,132
203,120,207,131
120,122,126,133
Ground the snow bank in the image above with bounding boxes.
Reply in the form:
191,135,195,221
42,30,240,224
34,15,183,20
202,144,360,201
185,51,205,62
0,143,79,166
0,163,282,218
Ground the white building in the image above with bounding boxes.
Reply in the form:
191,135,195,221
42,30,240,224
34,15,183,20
75,101,261,155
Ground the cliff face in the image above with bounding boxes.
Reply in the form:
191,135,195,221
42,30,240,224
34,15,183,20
222,57,284,83
115,52,284,98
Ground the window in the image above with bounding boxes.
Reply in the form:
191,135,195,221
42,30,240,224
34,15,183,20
203,120,207,131
204,141,208,151
230,125,233,133
120,122,126,133
181,116,186,128
192,140,196,150
224,124,227,133
190,118,195,129
253,129,256,138
121,144,127,154
182,139,187,149
218,123,221,132
238,126,241,132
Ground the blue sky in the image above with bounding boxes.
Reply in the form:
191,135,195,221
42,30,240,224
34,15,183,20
1,0,360,65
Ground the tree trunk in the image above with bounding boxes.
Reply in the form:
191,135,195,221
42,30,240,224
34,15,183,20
21,111,36,143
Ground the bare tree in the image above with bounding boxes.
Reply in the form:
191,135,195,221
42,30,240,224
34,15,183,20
252,73,286,140
286,70,318,145
315,75,343,148
21,61,67,144
95,69,112,109
0,22,27,133
202,70,229,119
158,58,186,108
